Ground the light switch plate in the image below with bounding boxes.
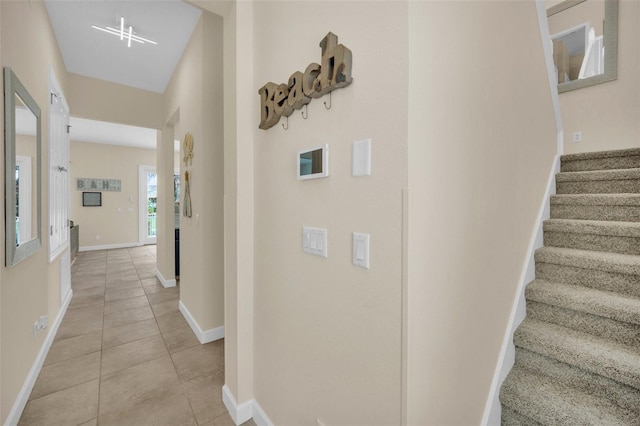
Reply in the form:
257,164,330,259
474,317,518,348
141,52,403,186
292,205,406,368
352,232,370,269
352,139,371,176
303,226,328,258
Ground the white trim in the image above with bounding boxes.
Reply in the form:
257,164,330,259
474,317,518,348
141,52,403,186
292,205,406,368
222,385,253,425
483,155,560,425
178,300,224,344
156,268,176,288
79,242,141,252
221,386,273,426
49,240,70,263
60,249,72,306
4,289,72,426
252,400,274,426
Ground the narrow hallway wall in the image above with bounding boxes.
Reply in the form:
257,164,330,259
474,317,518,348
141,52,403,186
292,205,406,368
0,1,69,422
251,2,408,424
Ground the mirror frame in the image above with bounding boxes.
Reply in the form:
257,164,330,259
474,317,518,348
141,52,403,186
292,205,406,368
547,0,619,93
4,67,42,266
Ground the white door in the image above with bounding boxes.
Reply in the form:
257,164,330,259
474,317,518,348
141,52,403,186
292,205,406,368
49,69,71,304
139,165,157,245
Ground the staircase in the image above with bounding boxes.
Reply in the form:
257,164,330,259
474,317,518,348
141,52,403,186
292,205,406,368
500,148,640,425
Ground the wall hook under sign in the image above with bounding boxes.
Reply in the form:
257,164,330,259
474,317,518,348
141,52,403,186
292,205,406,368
301,104,308,120
324,91,332,110
282,115,289,130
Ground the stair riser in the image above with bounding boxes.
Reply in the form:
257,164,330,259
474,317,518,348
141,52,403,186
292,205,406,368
535,263,640,298
515,348,640,416
550,204,640,222
561,155,640,172
543,231,640,255
556,179,640,194
526,301,640,349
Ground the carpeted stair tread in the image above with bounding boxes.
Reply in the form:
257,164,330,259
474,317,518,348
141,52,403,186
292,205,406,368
515,348,640,415
535,246,640,276
500,366,638,425
550,193,640,206
543,219,640,238
543,219,640,254
557,168,640,182
550,194,640,221
514,318,640,390
561,148,640,172
526,279,640,326
556,168,640,194
527,300,640,348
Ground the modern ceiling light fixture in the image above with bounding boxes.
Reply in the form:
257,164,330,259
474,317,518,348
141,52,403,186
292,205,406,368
91,16,157,47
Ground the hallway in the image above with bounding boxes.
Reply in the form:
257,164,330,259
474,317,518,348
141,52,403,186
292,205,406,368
18,247,241,426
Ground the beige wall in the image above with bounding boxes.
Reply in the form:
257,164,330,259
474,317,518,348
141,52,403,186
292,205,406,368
188,0,256,406
157,123,174,282
68,73,165,130
252,2,407,424
69,141,156,249
163,11,225,332
0,1,69,422
561,0,640,154
407,1,557,424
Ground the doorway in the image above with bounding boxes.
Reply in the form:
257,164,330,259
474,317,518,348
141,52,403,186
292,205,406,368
139,165,157,245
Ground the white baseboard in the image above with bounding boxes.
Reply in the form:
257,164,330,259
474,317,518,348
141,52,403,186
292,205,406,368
178,300,224,344
222,385,253,425
222,385,274,426
482,155,560,425
79,242,141,252
4,289,73,426
252,400,274,426
156,269,176,288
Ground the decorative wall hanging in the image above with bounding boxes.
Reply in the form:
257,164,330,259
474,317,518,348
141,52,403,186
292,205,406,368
76,178,121,192
82,192,102,207
183,132,194,166
183,170,192,218
258,32,353,130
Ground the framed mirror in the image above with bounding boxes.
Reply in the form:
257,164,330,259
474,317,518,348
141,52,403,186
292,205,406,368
4,67,42,266
547,0,618,93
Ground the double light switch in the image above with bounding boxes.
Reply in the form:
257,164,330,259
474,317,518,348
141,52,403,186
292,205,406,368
303,227,328,258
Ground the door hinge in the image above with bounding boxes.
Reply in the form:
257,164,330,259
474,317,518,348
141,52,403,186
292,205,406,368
50,225,53,236
50,92,58,105
66,125,71,134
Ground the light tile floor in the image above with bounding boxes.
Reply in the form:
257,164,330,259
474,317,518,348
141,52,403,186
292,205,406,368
19,246,252,426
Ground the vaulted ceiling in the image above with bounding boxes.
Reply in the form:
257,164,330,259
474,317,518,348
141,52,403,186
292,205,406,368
45,0,202,94
44,0,202,147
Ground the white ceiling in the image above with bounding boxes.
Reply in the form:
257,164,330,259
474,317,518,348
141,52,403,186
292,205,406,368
44,0,202,149
45,0,202,94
